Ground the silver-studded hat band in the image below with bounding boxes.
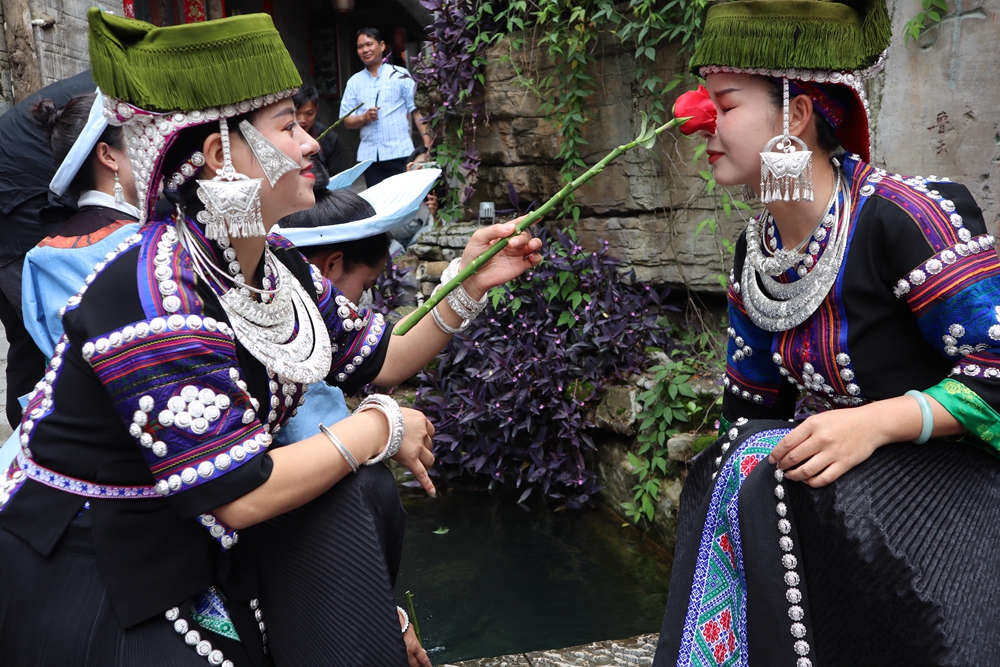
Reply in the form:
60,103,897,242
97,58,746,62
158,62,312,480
103,90,297,224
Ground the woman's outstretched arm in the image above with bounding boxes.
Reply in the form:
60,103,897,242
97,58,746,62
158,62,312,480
372,219,542,386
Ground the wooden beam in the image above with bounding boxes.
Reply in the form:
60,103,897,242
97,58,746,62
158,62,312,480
1,0,42,102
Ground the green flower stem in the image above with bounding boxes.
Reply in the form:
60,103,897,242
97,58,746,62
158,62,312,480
405,590,421,644
315,102,364,143
393,115,688,335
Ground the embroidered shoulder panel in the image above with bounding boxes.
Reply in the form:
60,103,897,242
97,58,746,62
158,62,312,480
82,315,271,498
315,270,388,385
137,221,202,318
870,171,967,252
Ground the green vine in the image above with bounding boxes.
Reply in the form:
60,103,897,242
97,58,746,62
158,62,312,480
533,0,601,220
904,0,948,45
622,335,723,525
464,0,710,222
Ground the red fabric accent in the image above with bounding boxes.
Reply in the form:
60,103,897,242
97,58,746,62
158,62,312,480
184,0,206,22
837,86,871,163
37,219,133,249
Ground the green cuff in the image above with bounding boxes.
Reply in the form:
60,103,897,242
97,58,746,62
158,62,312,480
924,379,1000,451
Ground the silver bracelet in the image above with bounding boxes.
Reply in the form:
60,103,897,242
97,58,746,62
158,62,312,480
441,258,487,320
397,606,410,634
319,424,359,473
429,285,471,334
354,394,404,465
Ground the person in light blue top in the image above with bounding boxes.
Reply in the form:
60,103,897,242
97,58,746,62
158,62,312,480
1,91,140,470
275,177,395,445
341,27,432,188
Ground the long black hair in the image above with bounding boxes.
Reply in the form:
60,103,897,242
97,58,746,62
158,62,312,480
31,93,125,197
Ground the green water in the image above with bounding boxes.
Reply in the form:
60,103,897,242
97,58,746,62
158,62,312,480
395,490,671,664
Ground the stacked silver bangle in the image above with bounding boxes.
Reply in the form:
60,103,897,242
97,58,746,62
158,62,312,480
430,258,488,334
318,424,359,473
354,394,404,465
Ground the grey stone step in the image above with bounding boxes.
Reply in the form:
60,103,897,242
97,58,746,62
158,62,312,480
444,633,657,667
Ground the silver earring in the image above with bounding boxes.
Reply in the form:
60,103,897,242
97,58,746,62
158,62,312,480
742,184,757,203
238,119,300,188
760,78,814,204
197,119,265,240
113,171,125,204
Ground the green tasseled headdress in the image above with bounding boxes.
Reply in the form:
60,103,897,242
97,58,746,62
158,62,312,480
690,0,891,74
88,8,301,112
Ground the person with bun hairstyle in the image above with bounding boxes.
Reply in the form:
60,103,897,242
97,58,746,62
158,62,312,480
0,70,94,428
655,1,1000,665
0,9,539,667
23,92,140,358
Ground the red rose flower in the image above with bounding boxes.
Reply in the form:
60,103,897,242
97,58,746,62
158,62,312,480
673,84,717,136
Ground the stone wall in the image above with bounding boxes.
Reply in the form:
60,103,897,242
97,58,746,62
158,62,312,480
0,0,120,112
473,35,734,293
871,0,1000,231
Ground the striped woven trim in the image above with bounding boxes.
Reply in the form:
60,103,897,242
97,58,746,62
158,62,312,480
723,370,780,407
873,174,965,250
17,450,160,499
137,221,201,317
894,236,1000,315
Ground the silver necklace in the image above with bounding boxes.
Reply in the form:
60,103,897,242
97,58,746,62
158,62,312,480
757,167,841,277
176,215,332,385
742,160,852,332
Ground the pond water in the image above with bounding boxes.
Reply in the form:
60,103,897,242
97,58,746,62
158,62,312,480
395,489,671,664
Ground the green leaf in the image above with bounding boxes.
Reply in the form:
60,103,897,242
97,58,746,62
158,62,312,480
433,527,450,535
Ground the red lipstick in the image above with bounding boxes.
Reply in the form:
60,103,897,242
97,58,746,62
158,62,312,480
706,150,724,165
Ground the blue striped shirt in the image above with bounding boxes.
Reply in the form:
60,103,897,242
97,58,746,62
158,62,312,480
340,64,417,162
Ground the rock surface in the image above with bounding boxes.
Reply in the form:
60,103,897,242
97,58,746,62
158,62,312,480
594,385,639,436
445,633,658,667
871,0,1000,232
472,35,737,294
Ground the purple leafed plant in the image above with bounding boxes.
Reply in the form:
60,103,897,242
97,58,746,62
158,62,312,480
412,228,671,508
412,0,490,211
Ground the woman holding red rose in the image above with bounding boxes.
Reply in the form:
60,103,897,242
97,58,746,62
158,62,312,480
655,1,1000,666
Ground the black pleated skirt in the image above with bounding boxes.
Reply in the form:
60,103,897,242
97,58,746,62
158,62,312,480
246,462,409,667
655,420,1000,667
0,513,255,667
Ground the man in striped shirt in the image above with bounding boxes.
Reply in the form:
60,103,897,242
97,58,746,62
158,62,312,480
341,28,432,187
